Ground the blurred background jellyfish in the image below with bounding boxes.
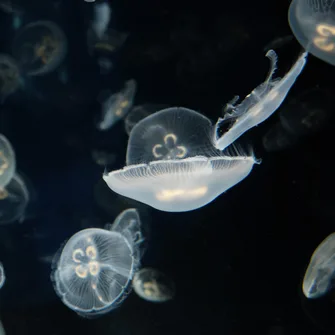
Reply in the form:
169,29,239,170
103,107,258,212
132,268,175,303
289,0,335,65
302,232,335,299
51,208,144,317
0,54,20,103
97,79,137,131
0,173,29,224
12,20,67,76
0,262,5,289
0,134,15,188
124,104,169,136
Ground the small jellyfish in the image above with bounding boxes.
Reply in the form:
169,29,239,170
0,173,29,224
51,208,144,317
97,79,137,131
213,50,307,151
124,104,169,136
0,54,20,103
12,21,67,76
289,0,335,65
103,107,258,212
0,134,15,188
303,232,335,299
132,268,175,303
0,262,5,289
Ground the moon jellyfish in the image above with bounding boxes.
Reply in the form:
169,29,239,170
0,134,15,188
0,262,5,289
97,79,137,131
303,233,335,299
0,173,29,224
12,21,67,76
132,268,175,303
51,208,144,317
103,107,258,212
289,0,335,66
0,54,20,103
214,50,307,151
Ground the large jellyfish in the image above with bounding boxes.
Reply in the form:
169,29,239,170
51,209,144,317
12,20,67,76
103,107,258,212
303,232,335,299
0,134,15,188
289,0,335,66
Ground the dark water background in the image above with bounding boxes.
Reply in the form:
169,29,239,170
0,0,334,334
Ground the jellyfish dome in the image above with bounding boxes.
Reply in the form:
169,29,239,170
289,0,335,65
103,107,257,212
51,209,144,317
0,134,16,188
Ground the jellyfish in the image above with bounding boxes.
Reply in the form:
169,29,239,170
132,268,175,303
51,208,144,317
303,232,335,299
0,173,29,224
289,0,335,66
0,134,15,189
0,263,5,289
103,107,258,212
213,50,307,151
0,54,20,103
12,21,67,76
97,79,137,131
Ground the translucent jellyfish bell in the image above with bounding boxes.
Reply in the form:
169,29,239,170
12,20,67,76
289,0,335,65
303,232,335,299
103,107,257,212
214,50,307,151
0,134,16,188
51,209,144,317
0,54,20,102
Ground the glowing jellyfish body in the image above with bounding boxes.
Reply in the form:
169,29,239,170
97,79,137,131
289,0,335,65
0,54,20,102
0,134,15,188
214,50,307,151
132,268,175,303
103,107,257,212
303,233,335,299
52,209,144,317
0,173,29,224
0,263,5,289
12,20,67,76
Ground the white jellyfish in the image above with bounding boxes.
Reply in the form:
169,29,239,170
0,262,5,289
289,0,335,66
0,134,15,189
97,79,137,131
132,268,175,303
103,107,258,212
302,232,335,299
51,208,144,317
213,50,307,151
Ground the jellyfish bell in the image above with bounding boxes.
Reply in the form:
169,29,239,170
302,232,335,299
51,209,144,317
12,20,67,76
103,107,258,212
0,134,16,188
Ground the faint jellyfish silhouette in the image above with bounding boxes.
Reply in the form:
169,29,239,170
12,20,67,76
303,232,335,299
289,0,335,65
0,173,29,224
0,54,20,103
51,208,144,317
214,50,307,151
132,268,175,303
0,262,5,289
97,79,137,131
0,134,15,188
103,107,258,212
124,104,169,136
